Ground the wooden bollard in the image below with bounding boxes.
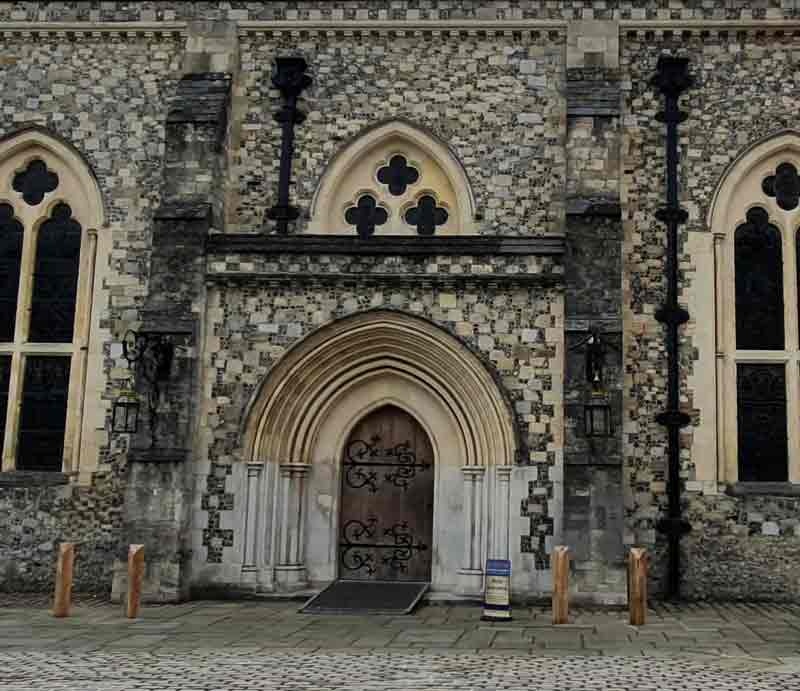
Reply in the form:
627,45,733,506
628,547,648,626
52,543,75,618
126,544,145,619
552,545,570,625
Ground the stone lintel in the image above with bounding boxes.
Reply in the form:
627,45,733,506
565,453,623,467
726,482,800,497
128,448,190,464
206,234,566,256
167,73,232,126
566,198,621,217
566,80,620,116
138,314,195,335
155,200,212,221
0,471,70,487
565,318,621,333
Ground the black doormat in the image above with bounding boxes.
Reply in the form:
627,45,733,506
300,580,429,615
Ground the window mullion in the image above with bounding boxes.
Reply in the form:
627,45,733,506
784,217,799,351
2,352,23,471
3,210,37,472
789,358,800,483
15,218,38,345
789,216,800,483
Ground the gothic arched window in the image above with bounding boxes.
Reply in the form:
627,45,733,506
722,149,800,484
308,120,477,236
0,131,103,475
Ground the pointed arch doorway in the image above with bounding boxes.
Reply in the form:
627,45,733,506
339,405,434,582
239,310,521,603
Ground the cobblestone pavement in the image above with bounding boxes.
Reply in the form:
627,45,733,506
1,599,800,690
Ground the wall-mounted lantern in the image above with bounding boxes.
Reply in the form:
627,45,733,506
112,387,140,434
572,327,614,439
112,330,177,445
584,395,613,438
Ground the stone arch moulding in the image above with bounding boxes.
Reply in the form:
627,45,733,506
707,129,800,232
307,119,479,235
703,130,800,488
0,126,106,230
232,310,526,597
0,126,107,483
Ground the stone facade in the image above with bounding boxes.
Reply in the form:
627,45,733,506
1,2,800,603
621,28,800,599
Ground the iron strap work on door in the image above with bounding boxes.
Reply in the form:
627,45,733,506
339,516,429,576
343,435,432,492
338,406,435,582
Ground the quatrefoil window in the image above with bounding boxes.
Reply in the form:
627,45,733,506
762,162,800,211
12,159,59,206
345,195,389,238
377,155,419,196
405,195,448,236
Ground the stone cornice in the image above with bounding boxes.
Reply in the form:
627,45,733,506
0,21,187,37
238,19,566,36
2,19,799,38
207,234,566,256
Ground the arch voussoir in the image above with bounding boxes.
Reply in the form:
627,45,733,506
243,310,517,470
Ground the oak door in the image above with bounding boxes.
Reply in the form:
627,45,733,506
338,406,434,582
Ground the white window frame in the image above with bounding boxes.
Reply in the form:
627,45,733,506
0,131,103,476
710,133,800,485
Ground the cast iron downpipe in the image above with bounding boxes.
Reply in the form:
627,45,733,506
267,57,312,233
651,55,693,600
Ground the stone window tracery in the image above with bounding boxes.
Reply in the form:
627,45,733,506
376,155,419,196
404,194,449,236
12,159,59,206
344,194,389,238
309,121,476,236
340,156,454,236
0,131,103,476
342,155,450,236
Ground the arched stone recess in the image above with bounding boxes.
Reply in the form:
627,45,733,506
0,127,106,481
308,119,479,236
701,131,800,488
231,310,528,596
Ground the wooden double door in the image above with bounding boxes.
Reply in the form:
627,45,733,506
338,406,434,582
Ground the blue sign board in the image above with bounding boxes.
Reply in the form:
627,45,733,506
486,559,511,577
482,559,512,621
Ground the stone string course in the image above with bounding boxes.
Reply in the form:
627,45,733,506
201,282,563,565
206,251,563,278
3,1,800,22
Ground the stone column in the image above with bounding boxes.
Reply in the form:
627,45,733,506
67,228,98,476
494,466,513,560
713,232,727,482
241,462,264,582
274,462,310,590
458,466,485,594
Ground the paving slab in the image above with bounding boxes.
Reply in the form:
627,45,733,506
2,595,800,688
